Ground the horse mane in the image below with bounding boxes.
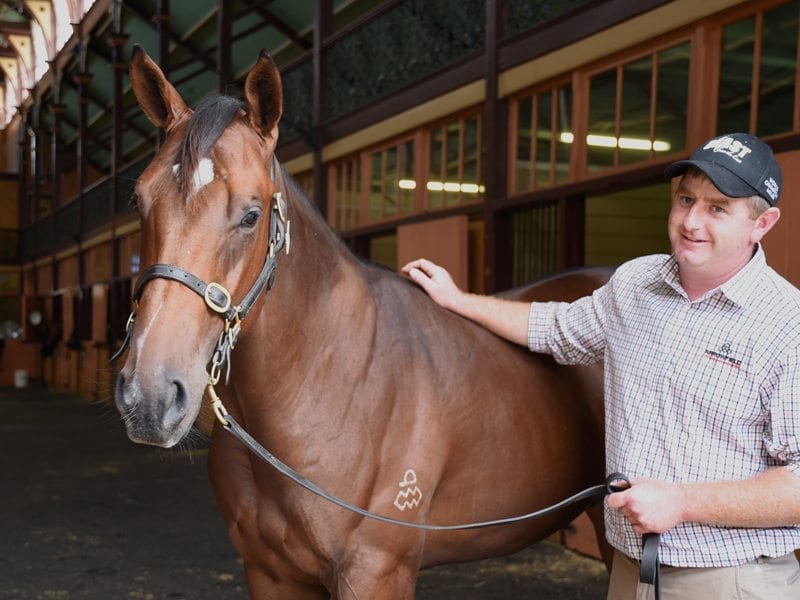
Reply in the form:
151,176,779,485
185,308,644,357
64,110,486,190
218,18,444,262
178,95,245,197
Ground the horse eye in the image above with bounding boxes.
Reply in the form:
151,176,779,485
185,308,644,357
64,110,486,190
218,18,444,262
240,209,261,229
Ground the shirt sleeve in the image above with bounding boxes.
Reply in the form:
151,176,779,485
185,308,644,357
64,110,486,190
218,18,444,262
763,344,800,477
526,287,608,365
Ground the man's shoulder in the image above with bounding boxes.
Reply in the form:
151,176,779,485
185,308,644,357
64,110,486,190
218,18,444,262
758,265,800,311
611,254,671,284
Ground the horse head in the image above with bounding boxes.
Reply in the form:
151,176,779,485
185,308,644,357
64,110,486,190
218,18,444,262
115,46,285,447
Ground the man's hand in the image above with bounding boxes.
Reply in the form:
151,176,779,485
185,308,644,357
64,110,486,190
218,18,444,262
401,258,466,312
400,257,530,346
607,478,688,535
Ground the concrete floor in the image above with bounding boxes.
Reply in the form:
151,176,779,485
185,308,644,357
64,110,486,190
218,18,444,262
0,386,608,599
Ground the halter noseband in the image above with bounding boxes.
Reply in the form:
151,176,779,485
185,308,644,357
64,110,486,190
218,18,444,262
110,158,291,423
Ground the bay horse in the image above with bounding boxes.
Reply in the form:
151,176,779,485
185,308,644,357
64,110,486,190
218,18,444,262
116,45,612,599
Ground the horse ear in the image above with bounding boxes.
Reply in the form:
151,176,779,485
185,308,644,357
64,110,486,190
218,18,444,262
129,44,189,131
244,50,283,139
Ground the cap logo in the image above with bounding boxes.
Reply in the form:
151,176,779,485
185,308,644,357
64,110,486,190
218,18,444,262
703,136,752,163
764,177,779,201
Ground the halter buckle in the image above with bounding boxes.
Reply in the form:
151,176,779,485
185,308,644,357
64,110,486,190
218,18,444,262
274,192,286,223
204,282,232,314
225,309,242,349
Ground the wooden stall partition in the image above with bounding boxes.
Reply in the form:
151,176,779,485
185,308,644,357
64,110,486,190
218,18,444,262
0,338,41,387
84,241,113,284
762,149,800,288
562,512,602,560
397,215,469,290
78,344,112,402
36,262,53,295
90,283,109,343
765,149,800,566
117,231,141,278
22,266,35,295
83,283,113,402
58,254,80,291
54,292,80,394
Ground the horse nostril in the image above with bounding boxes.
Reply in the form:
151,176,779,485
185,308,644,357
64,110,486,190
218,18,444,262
173,379,187,411
115,373,136,411
163,378,188,427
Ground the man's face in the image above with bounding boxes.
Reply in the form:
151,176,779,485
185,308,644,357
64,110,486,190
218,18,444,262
668,170,774,282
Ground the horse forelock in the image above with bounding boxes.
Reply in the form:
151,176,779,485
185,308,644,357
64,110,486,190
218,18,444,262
177,95,246,198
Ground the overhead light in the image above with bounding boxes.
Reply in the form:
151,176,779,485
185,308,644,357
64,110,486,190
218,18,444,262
398,179,416,190
559,132,670,152
398,179,486,194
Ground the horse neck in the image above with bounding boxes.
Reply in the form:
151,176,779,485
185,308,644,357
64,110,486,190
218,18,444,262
230,179,377,406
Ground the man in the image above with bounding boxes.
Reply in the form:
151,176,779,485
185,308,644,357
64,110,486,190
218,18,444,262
402,133,800,599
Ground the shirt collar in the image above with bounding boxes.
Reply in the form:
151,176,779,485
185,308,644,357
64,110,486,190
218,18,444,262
719,244,766,307
658,244,766,307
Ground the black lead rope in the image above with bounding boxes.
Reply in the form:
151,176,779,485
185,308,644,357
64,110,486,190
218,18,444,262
641,532,661,598
225,414,620,530
222,413,660,595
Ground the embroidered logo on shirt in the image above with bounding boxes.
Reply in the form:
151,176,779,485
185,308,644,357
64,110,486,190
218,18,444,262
704,342,742,369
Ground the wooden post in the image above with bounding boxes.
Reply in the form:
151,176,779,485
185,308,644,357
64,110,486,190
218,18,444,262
312,0,332,218
217,0,232,93
483,0,509,293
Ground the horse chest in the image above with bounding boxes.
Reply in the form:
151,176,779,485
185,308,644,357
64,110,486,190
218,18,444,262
209,430,350,563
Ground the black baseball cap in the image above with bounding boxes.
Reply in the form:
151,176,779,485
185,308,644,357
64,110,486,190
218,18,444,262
664,133,782,206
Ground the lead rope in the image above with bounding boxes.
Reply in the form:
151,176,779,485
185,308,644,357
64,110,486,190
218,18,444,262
641,532,661,599
212,394,631,531
213,400,660,594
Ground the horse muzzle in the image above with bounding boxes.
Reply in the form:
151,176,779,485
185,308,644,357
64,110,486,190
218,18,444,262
115,368,197,448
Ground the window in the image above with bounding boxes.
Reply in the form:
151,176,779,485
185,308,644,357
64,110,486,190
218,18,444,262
368,139,415,220
510,201,559,285
330,111,485,231
718,1,799,137
510,83,572,194
586,41,690,172
427,112,484,209
292,170,314,200
333,156,361,231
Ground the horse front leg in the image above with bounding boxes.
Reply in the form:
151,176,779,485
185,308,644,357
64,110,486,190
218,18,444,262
244,563,330,600
333,554,419,600
334,572,418,600
586,502,614,572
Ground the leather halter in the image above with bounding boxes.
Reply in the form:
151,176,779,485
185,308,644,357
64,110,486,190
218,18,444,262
110,157,290,401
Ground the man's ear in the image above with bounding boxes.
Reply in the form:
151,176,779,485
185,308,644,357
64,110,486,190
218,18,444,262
752,206,781,244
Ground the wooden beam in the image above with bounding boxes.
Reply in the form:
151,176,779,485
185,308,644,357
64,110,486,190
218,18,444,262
124,0,216,71
239,0,312,50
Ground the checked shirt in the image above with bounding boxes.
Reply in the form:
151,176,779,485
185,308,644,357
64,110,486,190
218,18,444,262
527,246,800,567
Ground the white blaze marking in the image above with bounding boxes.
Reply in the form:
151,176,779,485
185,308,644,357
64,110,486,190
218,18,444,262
192,158,215,191
393,469,423,511
172,158,216,194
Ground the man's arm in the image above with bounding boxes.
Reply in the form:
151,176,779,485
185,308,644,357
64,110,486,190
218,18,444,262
607,467,800,534
401,258,530,346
